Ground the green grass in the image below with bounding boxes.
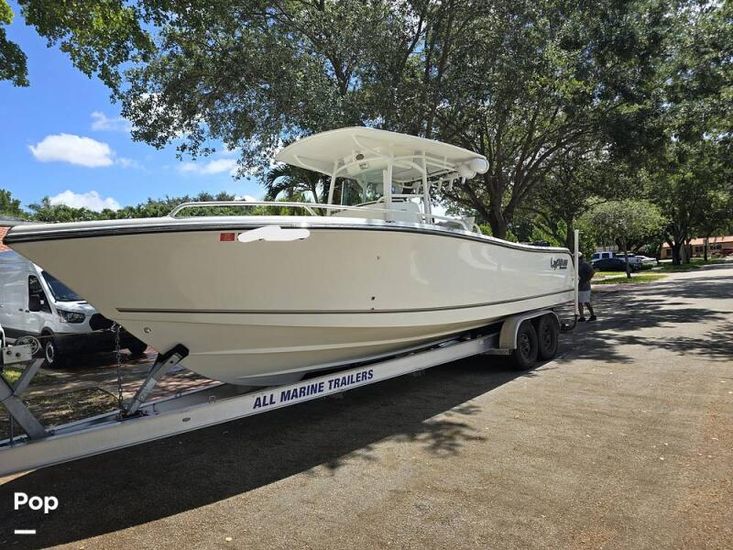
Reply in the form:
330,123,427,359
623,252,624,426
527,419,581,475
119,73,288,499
652,259,726,272
593,270,643,282
594,270,627,278
594,273,668,285
0,366,54,386
0,367,22,385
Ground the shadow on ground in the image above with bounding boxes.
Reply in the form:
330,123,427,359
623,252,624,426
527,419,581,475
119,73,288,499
2,269,730,548
557,275,733,364
0,356,531,548
635,275,733,300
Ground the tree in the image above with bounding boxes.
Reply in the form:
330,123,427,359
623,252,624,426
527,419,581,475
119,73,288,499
9,0,729,246
6,0,153,90
580,199,666,277
646,139,731,264
695,190,733,262
692,189,733,262
430,0,669,237
0,0,28,86
516,152,638,250
27,192,241,222
11,0,673,237
643,1,732,264
114,192,240,218
0,188,25,218
263,165,326,203
28,198,103,223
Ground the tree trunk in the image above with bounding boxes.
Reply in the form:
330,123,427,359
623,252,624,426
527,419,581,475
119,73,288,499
682,239,691,264
565,223,575,251
671,242,682,265
488,199,508,239
703,236,709,262
623,238,631,279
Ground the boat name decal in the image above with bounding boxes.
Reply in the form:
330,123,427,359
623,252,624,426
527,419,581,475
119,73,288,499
550,258,569,270
251,368,375,410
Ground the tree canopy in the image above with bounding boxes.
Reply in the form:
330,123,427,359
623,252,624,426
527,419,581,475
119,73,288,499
0,188,25,218
2,0,730,256
580,198,666,275
0,0,27,86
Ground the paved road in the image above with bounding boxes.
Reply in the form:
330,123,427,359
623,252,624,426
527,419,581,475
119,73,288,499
1,266,731,549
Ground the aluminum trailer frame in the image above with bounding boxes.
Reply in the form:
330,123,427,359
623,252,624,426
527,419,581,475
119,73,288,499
0,309,564,477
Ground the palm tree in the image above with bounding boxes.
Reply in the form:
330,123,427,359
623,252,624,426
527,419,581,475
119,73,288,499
263,165,328,203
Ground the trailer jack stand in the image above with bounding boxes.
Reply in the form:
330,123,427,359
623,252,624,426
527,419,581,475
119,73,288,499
122,344,189,417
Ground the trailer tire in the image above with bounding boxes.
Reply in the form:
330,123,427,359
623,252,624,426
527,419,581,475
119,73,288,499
511,321,538,370
537,314,560,360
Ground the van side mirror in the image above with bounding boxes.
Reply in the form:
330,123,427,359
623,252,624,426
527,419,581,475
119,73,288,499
28,295,42,312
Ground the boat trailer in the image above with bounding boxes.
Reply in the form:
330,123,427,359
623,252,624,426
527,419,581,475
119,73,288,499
0,309,567,477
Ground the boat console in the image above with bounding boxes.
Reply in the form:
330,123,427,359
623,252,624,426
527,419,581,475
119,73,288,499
276,126,488,227
169,127,488,231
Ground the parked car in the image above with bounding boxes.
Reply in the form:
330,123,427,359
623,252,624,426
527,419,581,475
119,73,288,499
591,251,614,262
0,250,147,366
613,253,644,270
592,257,641,272
634,255,657,266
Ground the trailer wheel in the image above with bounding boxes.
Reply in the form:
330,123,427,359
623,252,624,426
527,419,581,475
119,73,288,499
511,321,538,370
537,314,560,360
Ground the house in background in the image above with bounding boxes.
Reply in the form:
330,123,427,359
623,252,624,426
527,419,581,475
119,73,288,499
0,227,9,253
0,217,32,253
660,235,733,259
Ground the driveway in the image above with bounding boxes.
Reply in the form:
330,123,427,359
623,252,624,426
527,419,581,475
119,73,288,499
1,265,731,549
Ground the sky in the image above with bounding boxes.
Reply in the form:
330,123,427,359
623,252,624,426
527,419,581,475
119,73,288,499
0,2,262,213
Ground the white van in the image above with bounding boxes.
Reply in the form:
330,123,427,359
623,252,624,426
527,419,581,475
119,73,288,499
0,250,147,366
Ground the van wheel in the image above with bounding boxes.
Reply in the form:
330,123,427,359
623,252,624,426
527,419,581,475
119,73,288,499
511,321,538,370
43,335,65,368
537,314,560,360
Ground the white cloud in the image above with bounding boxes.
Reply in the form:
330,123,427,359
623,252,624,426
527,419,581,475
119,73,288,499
235,195,258,202
29,134,114,167
90,111,131,132
179,158,238,175
116,157,140,169
178,162,197,173
49,190,121,212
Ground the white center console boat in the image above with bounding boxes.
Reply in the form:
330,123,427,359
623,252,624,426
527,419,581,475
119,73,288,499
4,127,574,385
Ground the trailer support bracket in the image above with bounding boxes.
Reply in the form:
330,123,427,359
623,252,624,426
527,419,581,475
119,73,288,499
0,358,48,440
123,344,189,417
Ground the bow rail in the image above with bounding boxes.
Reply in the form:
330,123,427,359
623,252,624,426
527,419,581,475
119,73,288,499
168,200,479,232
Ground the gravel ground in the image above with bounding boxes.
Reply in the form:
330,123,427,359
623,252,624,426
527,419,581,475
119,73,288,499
1,265,731,549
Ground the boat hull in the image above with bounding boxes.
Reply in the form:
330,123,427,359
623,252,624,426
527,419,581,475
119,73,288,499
7,218,574,384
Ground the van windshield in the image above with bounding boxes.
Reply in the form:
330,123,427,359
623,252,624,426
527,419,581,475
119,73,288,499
41,271,83,302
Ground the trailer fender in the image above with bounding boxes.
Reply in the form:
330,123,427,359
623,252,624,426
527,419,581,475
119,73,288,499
499,310,558,350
